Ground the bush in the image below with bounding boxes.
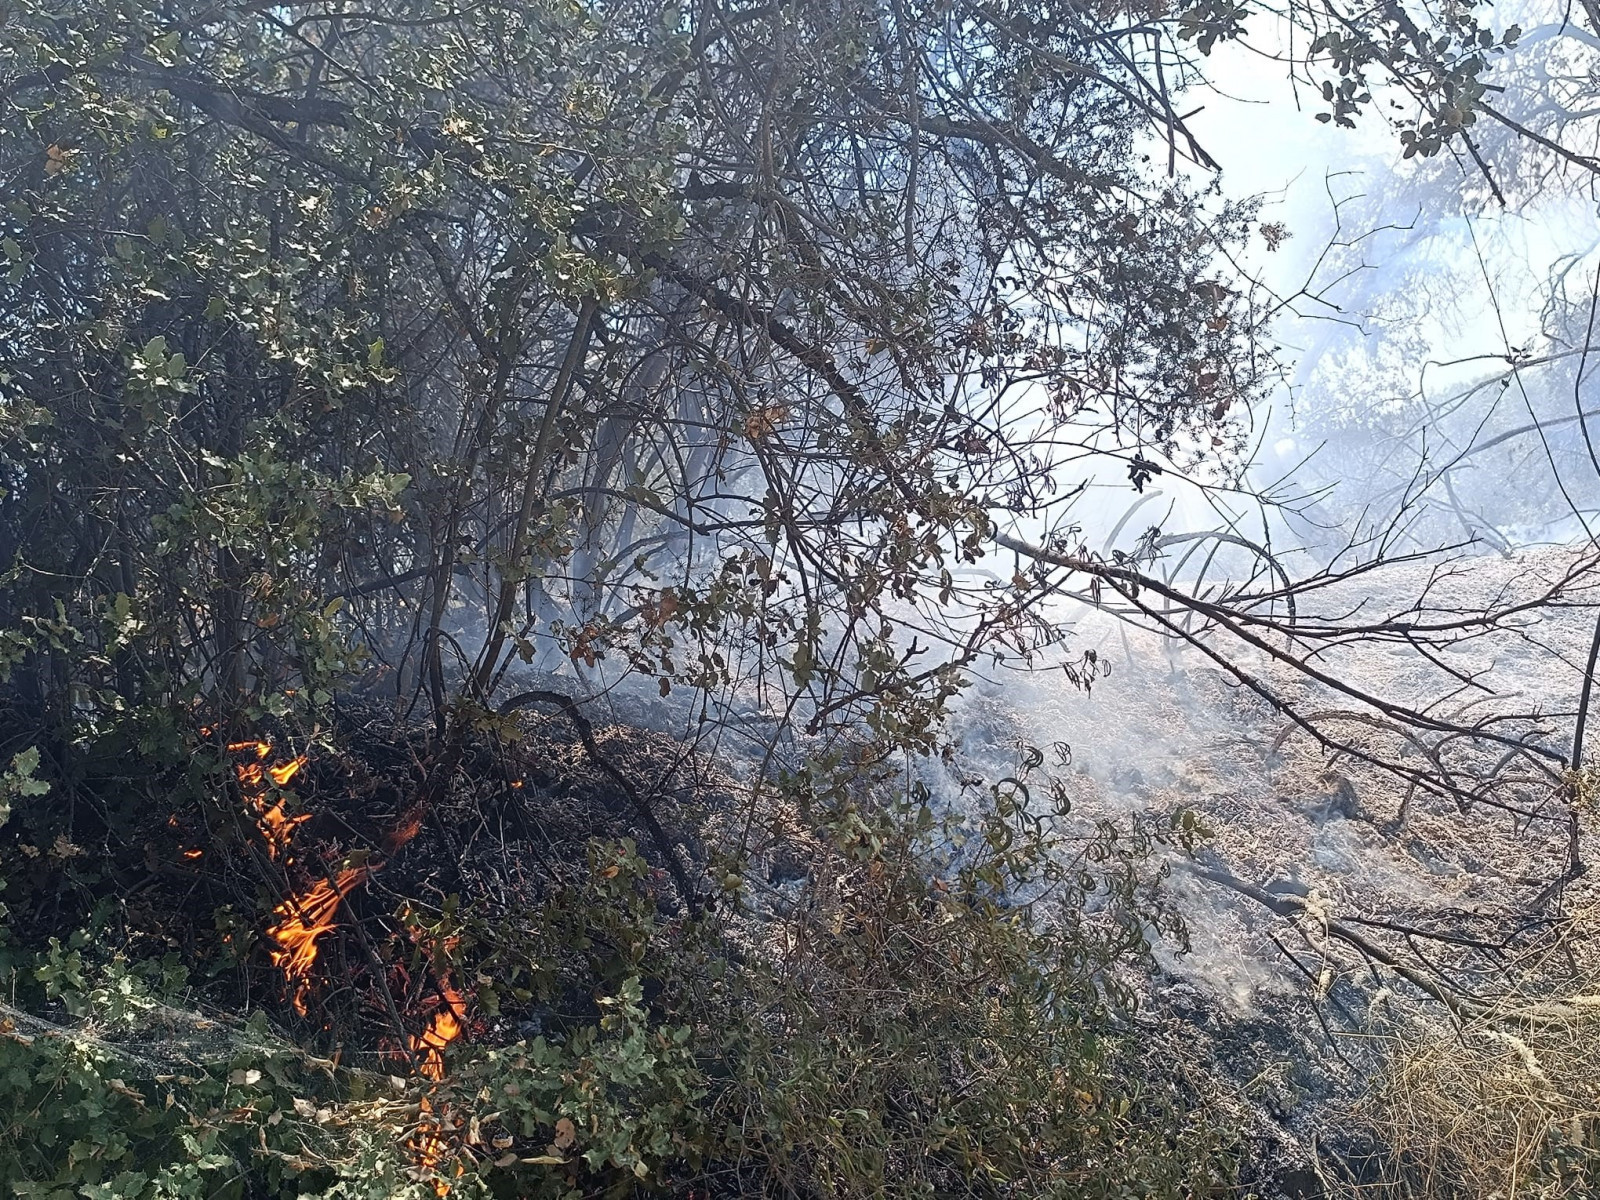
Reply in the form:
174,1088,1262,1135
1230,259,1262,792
0,732,1237,1198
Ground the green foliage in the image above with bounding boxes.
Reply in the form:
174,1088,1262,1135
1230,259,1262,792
0,0,1280,755
386,745,1230,1198
0,745,48,828
1,939,348,1200
3,0,1560,1193
0,925,710,1200
0,762,1232,1199
1180,0,1525,169
439,979,707,1197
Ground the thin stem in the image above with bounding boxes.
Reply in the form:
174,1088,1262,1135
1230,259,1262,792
1570,607,1600,771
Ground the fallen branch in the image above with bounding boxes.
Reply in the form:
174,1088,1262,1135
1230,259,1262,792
1187,858,1600,1028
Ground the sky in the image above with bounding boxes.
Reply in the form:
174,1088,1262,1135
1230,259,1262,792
1134,5,1600,553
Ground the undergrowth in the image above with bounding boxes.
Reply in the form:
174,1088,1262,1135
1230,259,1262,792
0,716,1238,1199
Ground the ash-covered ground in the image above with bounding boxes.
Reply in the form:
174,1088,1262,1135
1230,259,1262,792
496,546,1600,1195
940,546,1600,1195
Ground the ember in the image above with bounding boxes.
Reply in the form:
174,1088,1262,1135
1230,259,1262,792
384,803,425,853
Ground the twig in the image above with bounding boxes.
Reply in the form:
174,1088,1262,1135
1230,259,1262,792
1569,609,1600,772
498,690,700,915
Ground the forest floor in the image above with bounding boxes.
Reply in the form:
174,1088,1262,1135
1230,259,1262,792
957,545,1600,1196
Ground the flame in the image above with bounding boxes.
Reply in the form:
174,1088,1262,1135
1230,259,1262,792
257,795,312,859
384,804,424,853
413,1096,443,1169
268,757,304,787
223,729,472,1196
266,866,369,1015
402,950,473,1192
228,739,310,859
217,735,349,1012
241,738,433,1016
410,1096,463,1195
408,1002,469,1195
409,980,469,1081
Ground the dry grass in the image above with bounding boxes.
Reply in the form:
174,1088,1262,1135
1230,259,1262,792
1348,1000,1600,1199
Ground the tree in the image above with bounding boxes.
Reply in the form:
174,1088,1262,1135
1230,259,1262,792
2,0,1599,1193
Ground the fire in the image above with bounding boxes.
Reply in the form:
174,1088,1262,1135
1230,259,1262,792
257,795,311,859
220,734,358,1014
266,866,370,1015
227,739,311,859
399,942,473,1192
219,730,473,1193
413,1096,444,1169
410,1096,464,1196
408,983,470,1196
384,804,424,853
409,979,469,1081
268,757,304,787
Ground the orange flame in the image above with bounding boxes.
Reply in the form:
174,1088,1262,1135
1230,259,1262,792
225,730,472,1194
403,950,473,1192
413,1096,443,1168
409,980,469,1082
268,757,304,787
410,1096,464,1195
228,740,310,859
266,866,369,1015
257,795,312,859
384,803,425,854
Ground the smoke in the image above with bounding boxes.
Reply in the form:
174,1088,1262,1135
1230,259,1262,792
1192,0,1600,555
973,542,1595,1017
